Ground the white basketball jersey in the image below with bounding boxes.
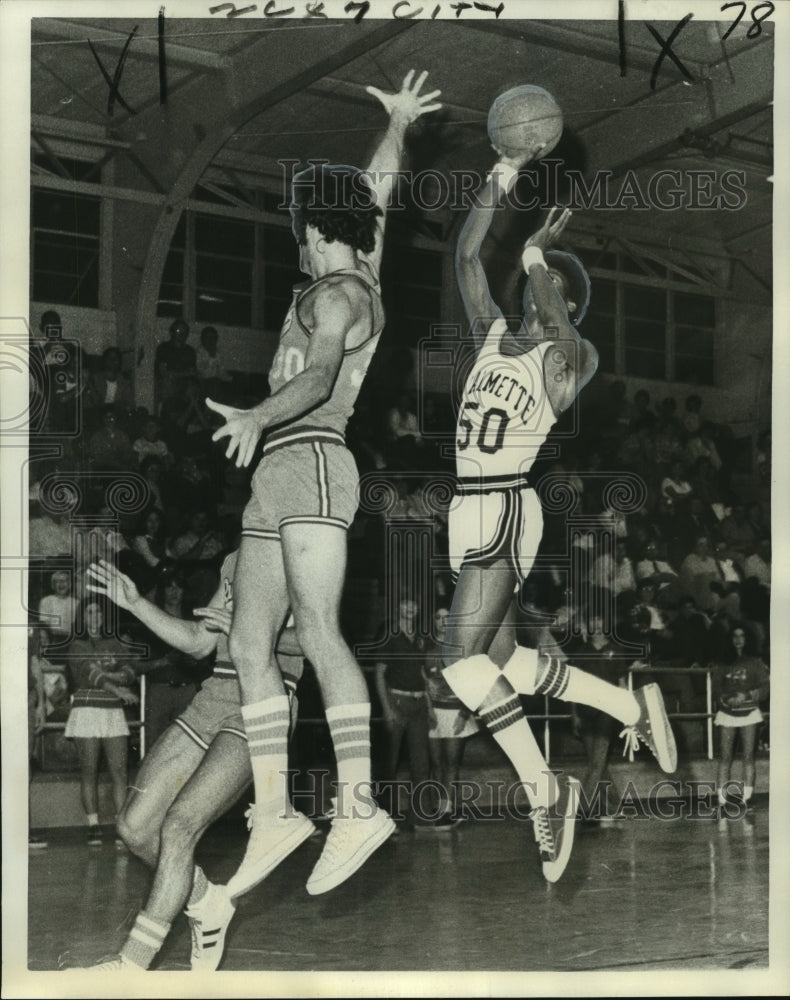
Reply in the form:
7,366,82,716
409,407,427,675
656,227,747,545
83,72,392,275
456,318,557,480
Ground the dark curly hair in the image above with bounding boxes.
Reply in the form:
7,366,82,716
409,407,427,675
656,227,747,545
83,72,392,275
290,163,382,255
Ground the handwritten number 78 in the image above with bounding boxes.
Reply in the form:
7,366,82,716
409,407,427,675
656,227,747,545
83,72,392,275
720,1,774,41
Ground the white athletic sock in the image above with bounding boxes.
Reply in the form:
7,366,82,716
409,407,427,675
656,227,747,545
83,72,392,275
530,650,639,725
87,813,99,827
444,655,556,809
562,669,639,725
476,682,557,809
325,702,373,813
120,910,171,970
242,697,291,812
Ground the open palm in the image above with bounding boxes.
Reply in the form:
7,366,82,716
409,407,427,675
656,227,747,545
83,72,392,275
86,559,139,611
206,397,264,468
366,69,442,126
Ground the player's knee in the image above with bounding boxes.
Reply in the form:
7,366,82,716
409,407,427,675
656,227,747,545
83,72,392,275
228,626,271,672
293,615,340,665
116,807,149,857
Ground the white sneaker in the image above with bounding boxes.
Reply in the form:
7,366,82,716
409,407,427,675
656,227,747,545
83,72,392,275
79,954,135,971
186,882,236,971
226,805,316,899
306,802,395,895
620,682,678,773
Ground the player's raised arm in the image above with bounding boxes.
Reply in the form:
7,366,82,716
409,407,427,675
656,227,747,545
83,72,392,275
456,148,543,347
87,559,222,660
521,207,576,329
363,69,442,272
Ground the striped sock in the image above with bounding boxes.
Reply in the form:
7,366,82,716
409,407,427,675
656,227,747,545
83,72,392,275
187,865,209,908
477,681,557,809
325,703,373,812
242,697,291,812
536,655,639,725
120,911,171,970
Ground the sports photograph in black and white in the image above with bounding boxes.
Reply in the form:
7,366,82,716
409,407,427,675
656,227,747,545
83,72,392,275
0,1,786,996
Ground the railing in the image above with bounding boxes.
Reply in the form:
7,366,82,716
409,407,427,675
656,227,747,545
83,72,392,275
37,667,769,769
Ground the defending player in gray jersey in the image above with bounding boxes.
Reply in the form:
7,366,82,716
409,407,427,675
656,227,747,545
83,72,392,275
205,71,442,898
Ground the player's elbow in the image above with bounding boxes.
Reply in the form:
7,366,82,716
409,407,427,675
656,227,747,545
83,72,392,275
455,245,479,273
312,375,333,405
191,634,219,660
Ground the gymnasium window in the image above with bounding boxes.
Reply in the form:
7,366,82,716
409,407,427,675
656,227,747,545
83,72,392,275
31,155,100,307
156,216,186,319
260,223,302,331
577,249,718,386
673,292,715,386
623,285,667,379
155,183,445,342
194,215,254,326
581,278,616,374
381,246,443,350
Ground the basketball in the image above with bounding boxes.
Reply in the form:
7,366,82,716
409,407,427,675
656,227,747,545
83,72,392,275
487,85,563,160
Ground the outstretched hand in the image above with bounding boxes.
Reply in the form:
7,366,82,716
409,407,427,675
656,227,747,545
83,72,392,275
86,560,140,611
206,398,265,468
366,69,442,127
524,206,572,252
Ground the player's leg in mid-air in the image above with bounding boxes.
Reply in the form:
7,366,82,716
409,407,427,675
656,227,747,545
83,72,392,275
280,520,394,896
225,534,317,898
441,557,579,882
445,487,676,777
500,641,677,774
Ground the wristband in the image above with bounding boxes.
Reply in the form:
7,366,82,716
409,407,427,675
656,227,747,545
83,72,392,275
521,246,547,274
488,161,518,195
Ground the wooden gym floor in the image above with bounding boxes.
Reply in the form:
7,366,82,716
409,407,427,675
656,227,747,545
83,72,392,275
27,801,769,980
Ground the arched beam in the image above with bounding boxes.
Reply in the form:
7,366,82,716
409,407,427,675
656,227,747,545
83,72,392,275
129,19,415,410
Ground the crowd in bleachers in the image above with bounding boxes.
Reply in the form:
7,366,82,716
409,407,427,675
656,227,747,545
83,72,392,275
28,311,771,767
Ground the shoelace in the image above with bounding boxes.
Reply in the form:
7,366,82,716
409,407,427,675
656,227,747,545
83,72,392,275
243,804,256,831
320,818,353,861
620,726,641,757
188,916,202,959
529,807,554,855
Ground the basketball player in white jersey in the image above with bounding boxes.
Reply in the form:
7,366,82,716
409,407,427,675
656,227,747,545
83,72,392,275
205,71,442,897
78,556,302,972
442,149,677,881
